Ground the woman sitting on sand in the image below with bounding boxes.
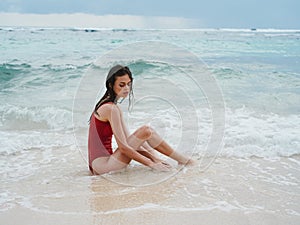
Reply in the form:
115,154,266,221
88,65,195,175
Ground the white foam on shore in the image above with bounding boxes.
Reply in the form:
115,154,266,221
221,107,300,158
0,104,298,160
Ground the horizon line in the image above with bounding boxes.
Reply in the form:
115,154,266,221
0,12,299,30
1,26,300,32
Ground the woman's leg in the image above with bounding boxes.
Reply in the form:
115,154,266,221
92,125,195,174
131,125,194,165
91,127,156,175
91,151,129,175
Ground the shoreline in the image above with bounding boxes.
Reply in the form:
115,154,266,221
1,148,299,225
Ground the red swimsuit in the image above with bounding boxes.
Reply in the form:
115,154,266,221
88,113,113,173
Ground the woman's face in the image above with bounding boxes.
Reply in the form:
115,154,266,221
113,74,132,98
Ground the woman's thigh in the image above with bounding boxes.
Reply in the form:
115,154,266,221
92,149,130,175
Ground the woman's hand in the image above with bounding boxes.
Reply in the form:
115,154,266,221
149,161,172,172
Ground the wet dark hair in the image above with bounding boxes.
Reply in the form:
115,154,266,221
93,65,134,115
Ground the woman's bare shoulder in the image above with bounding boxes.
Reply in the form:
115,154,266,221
96,103,119,117
101,102,119,111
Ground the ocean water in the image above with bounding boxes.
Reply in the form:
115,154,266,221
1,27,299,160
1,27,300,221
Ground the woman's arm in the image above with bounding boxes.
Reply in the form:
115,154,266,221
106,104,153,166
118,106,160,160
118,106,130,138
141,142,159,157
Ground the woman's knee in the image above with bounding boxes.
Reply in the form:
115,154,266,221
135,125,153,140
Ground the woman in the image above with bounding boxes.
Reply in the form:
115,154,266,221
88,65,195,175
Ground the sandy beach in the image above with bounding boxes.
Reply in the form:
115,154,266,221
1,146,299,225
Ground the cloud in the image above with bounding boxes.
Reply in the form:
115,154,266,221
0,12,200,28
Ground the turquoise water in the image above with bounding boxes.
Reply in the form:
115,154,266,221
0,27,299,162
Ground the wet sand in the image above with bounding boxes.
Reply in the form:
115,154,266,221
1,147,299,225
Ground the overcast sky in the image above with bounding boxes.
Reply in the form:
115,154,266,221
0,0,299,29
